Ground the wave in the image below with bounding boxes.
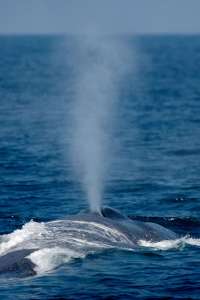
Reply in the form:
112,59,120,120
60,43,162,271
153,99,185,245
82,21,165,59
0,221,46,255
27,247,85,274
139,236,200,250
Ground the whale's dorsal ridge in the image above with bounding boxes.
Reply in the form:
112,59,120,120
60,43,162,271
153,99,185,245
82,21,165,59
101,206,127,220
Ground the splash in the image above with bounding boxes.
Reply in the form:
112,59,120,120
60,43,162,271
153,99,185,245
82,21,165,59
70,36,130,212
0,221,46,255
139,236,200,250
27,247,84,274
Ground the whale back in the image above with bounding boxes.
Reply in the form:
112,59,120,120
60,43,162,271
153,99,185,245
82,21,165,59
0,208,178,277
99,206,177,242
101,207,127,220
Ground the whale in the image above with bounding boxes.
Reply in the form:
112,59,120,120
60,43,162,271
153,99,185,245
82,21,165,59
0,207,177,277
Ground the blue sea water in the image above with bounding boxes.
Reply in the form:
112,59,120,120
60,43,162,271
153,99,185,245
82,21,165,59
0,35,200,299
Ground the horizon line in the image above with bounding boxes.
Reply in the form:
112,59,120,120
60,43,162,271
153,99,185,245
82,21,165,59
0,32,200,37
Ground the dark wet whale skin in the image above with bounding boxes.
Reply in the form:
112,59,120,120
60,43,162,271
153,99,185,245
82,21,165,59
69,207,177,244
102,207,177,242
0,249,37,277
0,207,177,277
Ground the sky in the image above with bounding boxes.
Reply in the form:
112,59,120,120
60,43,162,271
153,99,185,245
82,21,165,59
1,0,200,35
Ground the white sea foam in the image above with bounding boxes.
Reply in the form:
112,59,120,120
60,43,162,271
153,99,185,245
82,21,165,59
183,237,200,246
0,221,46,255
139,239,183,250
139,236,200,250
27,247,85,274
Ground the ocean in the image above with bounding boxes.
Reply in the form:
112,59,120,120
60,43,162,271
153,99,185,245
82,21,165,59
0,35,200,299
